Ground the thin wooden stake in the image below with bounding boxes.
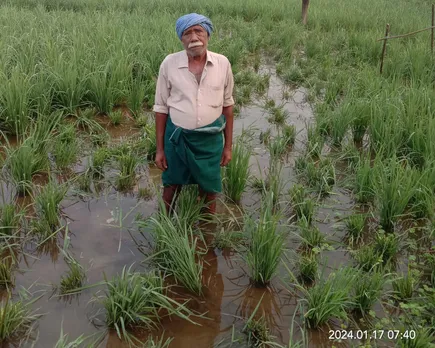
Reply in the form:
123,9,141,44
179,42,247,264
432,4,434,54
380,24,390,74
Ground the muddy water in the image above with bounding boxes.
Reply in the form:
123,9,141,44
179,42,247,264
4,66,366,348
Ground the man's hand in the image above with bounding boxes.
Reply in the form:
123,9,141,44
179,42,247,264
155,150,168,171
220,147,232,166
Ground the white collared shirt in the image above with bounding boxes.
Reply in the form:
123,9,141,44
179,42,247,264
153,50,235,129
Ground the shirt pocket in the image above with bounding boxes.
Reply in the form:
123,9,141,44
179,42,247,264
203,84,224,108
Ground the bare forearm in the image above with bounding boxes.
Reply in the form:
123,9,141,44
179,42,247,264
155,112,168,152
222,106,234,149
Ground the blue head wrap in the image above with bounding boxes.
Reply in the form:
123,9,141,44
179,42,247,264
176,13,214,40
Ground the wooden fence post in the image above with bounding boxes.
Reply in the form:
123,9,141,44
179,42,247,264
302,0,310,25
380,24,390,74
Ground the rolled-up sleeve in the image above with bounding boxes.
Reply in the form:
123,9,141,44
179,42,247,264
153,59,170,114
223,61,235,107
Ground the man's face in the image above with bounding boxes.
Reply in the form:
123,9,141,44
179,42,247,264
181,25,209,57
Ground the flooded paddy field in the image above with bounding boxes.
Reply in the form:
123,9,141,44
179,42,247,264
1,0,435,347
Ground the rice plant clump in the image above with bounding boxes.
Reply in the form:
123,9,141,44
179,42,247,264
116,153,140,190
267,105,289,126
243,316,272,347
0,204,21,238
92,147,110,175
282,124,296,147
99,266,195,344
142,121,157,161
52,124,78,168
174,185,203,226
353,245,383,272
306,125,324,158
298,253,318,282
298,218,326,250
145,212,203,295
59,260,85,295
351,270,386,314
374,158,416,232
0,259,13,289
212,228,245,250
353,155,374,204
108,109,123,126
0,297,40,344
244,191,285,286
299,267,357,328
344,213,365,245
373,230,400,264
392,269,420,301
34,181,68,231
222,140,251,204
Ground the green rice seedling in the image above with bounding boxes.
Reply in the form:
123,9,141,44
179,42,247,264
212,228,245,250
138,186,153,200
174,185,203,226
135,114,149,128
59,259,85,295
282,124,296,147
374,158,416,232
250,177,269,196
259,128,271,145
244,191,285,286
90,130,110,148
397,327,435,348
294,156,308,176
74,108,105,134
142,336,173,348
408,182,434,220
34,181,68,230
392,269,420,301
0,297,41,343
353,155,374,204
145,213,203,295
92,147,110,174
54,325,94,348
353,245,383,272
373,230,400,264
264,98,275,110
298,267,357,328
267,105,289,126
329,109,350,148
294,198,315,225
244,316,271,347
268,136,289,159
99,266,196,344
304,159,335,196
0,67,33,136
116,153,140,191
3,141,44,196
76,171,92,193
350,101,370,144
288,184,306,208
340,142,361,169
52,131,79,168
344,213,365,245
143,121,157,161
108,109,123,126
0,204,21,238
351,270,386,314
222,140,251,204
267,160,285,207
298,218,326,250
0,259,13,289
298,254,318,282
306,125,324,158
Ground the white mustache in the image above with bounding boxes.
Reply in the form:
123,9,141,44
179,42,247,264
188,42,203,48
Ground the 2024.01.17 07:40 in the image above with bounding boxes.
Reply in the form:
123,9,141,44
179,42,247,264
329,329,416,340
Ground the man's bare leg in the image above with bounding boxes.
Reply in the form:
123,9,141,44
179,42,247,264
163,184,182,214
198,187,217,215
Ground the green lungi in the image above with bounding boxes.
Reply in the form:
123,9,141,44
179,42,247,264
162,114,226,193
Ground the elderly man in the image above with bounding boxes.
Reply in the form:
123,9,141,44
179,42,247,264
153,13,235,215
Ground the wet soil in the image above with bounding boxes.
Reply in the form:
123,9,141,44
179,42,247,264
2,66,395,348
